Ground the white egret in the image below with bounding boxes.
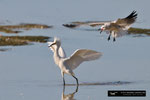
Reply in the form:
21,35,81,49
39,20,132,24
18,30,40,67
63,11,137,41
48,37,102,86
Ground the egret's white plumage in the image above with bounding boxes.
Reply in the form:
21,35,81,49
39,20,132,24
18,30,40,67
65,49,101,70
63,11,138,41
48,37,102,86
48,38,66,58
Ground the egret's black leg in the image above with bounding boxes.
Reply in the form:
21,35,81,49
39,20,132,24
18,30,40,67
63,84,65,93
72,75,79,92
75,84,78,92
61,72,66,86
63,76,65,86
72,75,79,86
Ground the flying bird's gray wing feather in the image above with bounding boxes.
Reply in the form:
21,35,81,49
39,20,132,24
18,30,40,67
63,21,111,28
115,11,137,29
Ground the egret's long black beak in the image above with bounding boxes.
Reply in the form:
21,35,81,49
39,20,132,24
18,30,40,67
48,43,56,47
48,45,51,47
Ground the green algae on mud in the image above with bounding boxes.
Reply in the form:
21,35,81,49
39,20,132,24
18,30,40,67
0,36,50,46
0,27,21,33
0,23,52,29
128,27,150,36
0,23,52,34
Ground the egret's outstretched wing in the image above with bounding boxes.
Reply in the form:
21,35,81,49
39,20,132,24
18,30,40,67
63,21,111,28
65,49,102,70
115,11,137,29
47,42,66,58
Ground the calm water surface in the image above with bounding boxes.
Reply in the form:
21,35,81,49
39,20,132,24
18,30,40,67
0,0,150,100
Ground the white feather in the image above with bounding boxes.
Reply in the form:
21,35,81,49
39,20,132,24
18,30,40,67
48,41,66,58
65,49,102,70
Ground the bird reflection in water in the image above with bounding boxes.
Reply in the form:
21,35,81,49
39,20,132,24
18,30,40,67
62,85,78,100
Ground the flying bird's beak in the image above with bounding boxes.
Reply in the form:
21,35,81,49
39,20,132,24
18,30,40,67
100,29,103,34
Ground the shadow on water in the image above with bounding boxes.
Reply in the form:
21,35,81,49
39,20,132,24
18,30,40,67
65,81,133,86
0,36,50,46
0,48,11,52
0,23,52,33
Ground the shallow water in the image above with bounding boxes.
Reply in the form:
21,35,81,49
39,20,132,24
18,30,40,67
0,0,150,100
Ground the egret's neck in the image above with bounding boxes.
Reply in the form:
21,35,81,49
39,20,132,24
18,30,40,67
53,45,61,66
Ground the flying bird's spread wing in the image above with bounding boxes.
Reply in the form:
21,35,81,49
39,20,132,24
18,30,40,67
63,11,137,30
65,49,102,70
115,11,137,29
63,21,111,28
48,42,66,58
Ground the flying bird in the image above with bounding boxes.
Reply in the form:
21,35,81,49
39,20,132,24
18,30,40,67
63,11,138,41
48,37,102,86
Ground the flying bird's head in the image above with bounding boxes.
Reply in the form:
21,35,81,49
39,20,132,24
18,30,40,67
99,25,106,34
99,23,110,34
48,37,61,48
